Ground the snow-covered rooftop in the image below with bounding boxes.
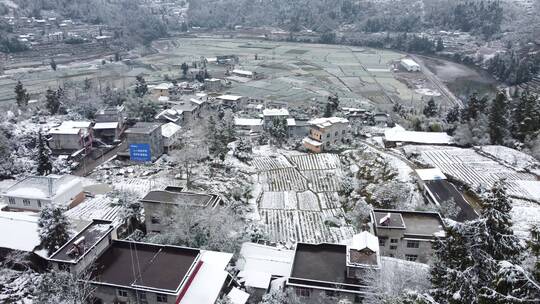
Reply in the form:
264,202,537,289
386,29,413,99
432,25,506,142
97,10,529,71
153,82,174,90
217,95,243,101
232,69,254,76
237,243,294,289
308,117,349,128
49,121,92,135
287,118,296,126
64,195,124,228
384,127,453,145
0,210,40,252
415,168,447,181
235,118,263,126
3,175,82,201
302,137,323,147
227,288,250,304
93,122,118,130
161,122,182,138
263,108,289,117
349,231,379,252
401,58,420,68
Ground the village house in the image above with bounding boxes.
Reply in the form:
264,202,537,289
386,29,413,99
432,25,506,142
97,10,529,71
93,106,126,144
371,209,445,263
152,82,174,98
215,94,245,107
0,210,42,258
2,175,84,212
48,220,233,304
95,106,126,129
234,117,264,134
285,231,380,303
302,117,350,153
141,188,222,233
416,168,478,222
262,108,290,129
48,121,93,152
231,69,257,79
204,78,223,92
161,122,182,153
125,122,164,162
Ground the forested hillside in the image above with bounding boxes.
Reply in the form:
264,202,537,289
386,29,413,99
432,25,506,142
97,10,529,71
189,0,504,38
12,0,167,45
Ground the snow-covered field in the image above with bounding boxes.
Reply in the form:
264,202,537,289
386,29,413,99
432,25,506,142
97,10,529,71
404,145,538,200
404,145,540,237
251,149,355,244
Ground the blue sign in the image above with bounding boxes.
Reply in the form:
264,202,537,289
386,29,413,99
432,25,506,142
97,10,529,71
129,144,151,162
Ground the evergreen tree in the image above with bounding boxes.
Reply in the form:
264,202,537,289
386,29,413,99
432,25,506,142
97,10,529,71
37,205,71,255
423,98,438,117
479,261,540,304
50,58,57,71
446,106,460,123
45,88,60,115
268,117,288,146
36,131,52,176
14,81,30,108
430,223,476,304
488,92,508,145
134,75,148,97
461,93,488,121
436,37,444,52
181,62,189,77
529,225,540,282
512,91,540,141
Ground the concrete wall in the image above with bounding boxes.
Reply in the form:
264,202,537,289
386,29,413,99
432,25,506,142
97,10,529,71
91,285,176,304
376,228,434,263
288,286,361,304
4,196,52,211
143,202,177,234
49,133,84,150
127,130,164,161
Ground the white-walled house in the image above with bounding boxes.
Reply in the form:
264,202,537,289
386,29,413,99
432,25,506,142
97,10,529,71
2,175,84,212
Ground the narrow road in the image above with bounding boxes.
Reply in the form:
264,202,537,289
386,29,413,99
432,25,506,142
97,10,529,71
72,141,126,177
410,54,464,108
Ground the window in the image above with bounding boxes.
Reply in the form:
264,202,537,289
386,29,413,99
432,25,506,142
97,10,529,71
138,292,147,303
390,245,397,250
151,216,161,224
326,134,330,138
117,289,128,298
406,254,418,262
37,200,42,208
407,240,420,248
156,294,168,303
295,287,311,297
379,238,386,246
8,197,15,205
23,199,31,206
390,239,398,243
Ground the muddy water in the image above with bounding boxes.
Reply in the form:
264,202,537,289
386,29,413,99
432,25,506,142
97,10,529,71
422,56,500,102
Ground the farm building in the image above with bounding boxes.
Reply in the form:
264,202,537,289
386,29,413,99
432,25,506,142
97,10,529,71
302,117,350,153
141,188,221,233
400,58,421,72
49,220,233,304
48,121,93,152
2,174,84,212
371,209,445,263
384,126,453,147
232,69,257,79
285,231,380,302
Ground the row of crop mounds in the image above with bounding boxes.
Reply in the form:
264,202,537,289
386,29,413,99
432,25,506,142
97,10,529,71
288,153,341,170
406,146,538,200
260,209,354,244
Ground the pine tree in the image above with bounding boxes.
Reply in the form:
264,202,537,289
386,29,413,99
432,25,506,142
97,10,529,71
436,37,444,52
45,88,60,115
529,225,540,282
423,98,438,117
36,131,52,176
268,117,288,146
134,75,148,97
50,58,57,71
479,261,540,304
181,62,189,77
38,205,71,256
446,106,460,123
430,223,476,304
14,81,30,108
488,92,508,145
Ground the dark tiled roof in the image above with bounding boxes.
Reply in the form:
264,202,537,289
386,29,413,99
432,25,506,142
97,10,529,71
424,180,478,222
290,243,347,283
90,240,200,293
